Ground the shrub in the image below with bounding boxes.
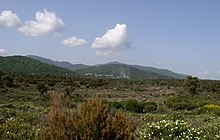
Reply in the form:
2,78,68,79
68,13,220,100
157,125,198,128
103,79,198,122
123,100,157,113
166,94,209,111
136,119,206,140
42,93,135,140
109,101,123,109
0,117,41,140
144,102,157,112
201,116,220,139
197,104,220,116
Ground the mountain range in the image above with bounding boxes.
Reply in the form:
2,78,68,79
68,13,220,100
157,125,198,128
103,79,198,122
27,55,187,79
0,55,74,76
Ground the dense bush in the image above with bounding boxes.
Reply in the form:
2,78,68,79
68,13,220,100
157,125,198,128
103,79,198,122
144,102,157,112
183,76,199,94
166,94,209,111
123,99,157,113
109,101,123,109
136,119,206,140
197,104,220,116
42,93,135,140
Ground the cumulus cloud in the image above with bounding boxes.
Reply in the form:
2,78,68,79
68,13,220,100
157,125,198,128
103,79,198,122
18,9,64,36
92,23,131,57
0,10,21,28
63,36,88,47
218,71,220,74
199,70,209,75
0,48,7,55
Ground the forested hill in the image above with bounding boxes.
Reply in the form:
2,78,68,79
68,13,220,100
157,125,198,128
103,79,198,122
28,55,187,79
0,56,74,76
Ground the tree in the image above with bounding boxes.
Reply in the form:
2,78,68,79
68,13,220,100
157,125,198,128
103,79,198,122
42,93,135,140
183,76,199,94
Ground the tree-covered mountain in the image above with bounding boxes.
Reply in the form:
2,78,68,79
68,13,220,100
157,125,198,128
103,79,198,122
27,55,89,71
26,55,187,79
0,56,74,76
74,63,170,79
133,65,187,79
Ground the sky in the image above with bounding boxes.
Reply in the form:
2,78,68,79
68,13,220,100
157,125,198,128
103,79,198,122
0,0,220,80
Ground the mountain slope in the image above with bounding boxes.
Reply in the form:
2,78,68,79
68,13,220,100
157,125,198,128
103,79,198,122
133,65,187,79
0,56,74,76
75,63,170,79
27,55,89,71
25,55,187,79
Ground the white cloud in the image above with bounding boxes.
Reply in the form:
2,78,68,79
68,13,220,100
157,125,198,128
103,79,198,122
18,9,64,37
199,70,209,75
92,23,131,56
0,10,22,28
0,48,7,55
63,36,88,47
217,71,220,74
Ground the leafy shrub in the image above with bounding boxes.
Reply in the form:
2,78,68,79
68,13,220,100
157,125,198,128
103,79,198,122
109,101,123,109
0,117,41,140
136,119,206,140
201,116,220,139
166,94,209,111
123,99,144,113
144,102,157,112
197,104,220,116
123,99,157,113
42,93,135,140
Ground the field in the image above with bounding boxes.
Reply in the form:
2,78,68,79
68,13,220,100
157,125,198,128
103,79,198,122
1,74,220,139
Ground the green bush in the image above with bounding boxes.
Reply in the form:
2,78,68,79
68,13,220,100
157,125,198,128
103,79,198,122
197,104,220,116
166,94,209,111
123,99,157,113
136,119,206,140
0,117,41,140
109,101,123,109
144,102,157,112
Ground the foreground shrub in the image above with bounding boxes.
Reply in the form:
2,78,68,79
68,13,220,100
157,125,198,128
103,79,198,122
0,117,40,140
136,119,206,140
201,116,220,139
197,104,220,116
42,93,135,140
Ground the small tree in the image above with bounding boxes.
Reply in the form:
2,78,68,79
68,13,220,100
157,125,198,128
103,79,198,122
183,76,199,94
42,93,135,140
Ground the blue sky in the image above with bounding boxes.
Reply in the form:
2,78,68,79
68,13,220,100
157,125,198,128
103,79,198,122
0,0,220,79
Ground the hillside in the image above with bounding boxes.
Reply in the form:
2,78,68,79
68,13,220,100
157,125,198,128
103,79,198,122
133,65,187,79
0,56,74,76
26,55,186,79
27,55,89,71
75,63,170,79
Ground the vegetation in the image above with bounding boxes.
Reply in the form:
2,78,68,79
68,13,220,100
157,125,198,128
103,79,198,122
0,56,74,76
183,76,199,94
0,70,220,139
